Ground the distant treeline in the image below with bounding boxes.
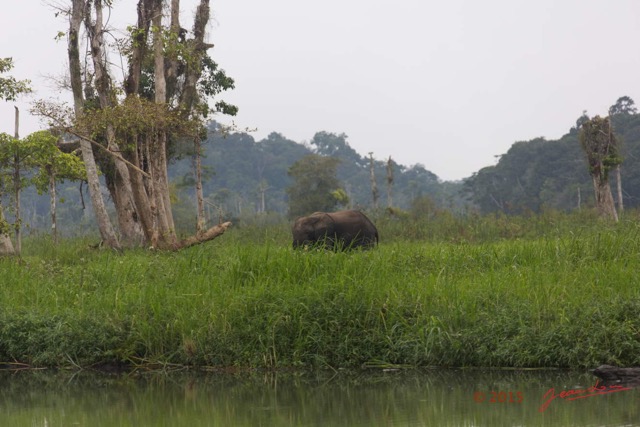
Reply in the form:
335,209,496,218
464,98,640,214
10,97,640,235
168,125,453,218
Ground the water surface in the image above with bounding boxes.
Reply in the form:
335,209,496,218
0,368,637,426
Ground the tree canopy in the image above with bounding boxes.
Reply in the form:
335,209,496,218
286,154,345,218
0,58,31,102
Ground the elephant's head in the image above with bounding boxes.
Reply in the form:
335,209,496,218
292,212,335,249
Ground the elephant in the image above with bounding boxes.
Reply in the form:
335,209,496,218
292,210,379,250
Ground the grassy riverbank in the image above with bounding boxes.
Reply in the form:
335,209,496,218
1,211,640,370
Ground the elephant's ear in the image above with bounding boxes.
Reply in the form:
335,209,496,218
323,213,337,227
308,212,329,226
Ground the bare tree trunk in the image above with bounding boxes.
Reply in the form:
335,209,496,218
12,156,20,255
165,0,181,99
368,153,378,210
109,172,144,246
13,107,21,255
194,137,206,235
153,0,168,105
82,142,122,248
386,156,393,208
122,0,160,247
615,164,623,213
149,0,178,249
158,131,175,234
0,149,14,256
125,0,154,95
68,0,121,250
577,186,581,210
86,0,143,247
594,177,618,222
256,180,269,213
105,129,143,246
179,0,214,112
259,182,267,213
49,168,57,243
0,206,15,256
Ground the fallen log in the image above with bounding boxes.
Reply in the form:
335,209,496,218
592,365,640,382
175,221,233,250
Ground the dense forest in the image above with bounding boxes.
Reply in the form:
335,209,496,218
464,97,640,214
6,96,640,236
169,124,450,218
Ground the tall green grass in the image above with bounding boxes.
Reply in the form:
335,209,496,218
2,211,640,369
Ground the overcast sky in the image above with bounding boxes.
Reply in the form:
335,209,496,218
1,0,640,181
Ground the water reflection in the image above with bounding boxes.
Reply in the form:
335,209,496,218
0,368,637,426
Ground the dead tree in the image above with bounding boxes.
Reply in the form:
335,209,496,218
578,115,620,221
12,107,21,254
194,136,206,235
386,156,394,208
368,153,378,210
615,164,623,213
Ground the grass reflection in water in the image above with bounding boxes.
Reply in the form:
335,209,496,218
0,368,638,427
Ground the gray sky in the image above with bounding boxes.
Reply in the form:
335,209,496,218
1,0,639,181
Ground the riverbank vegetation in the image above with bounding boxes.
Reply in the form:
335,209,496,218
1,210,639,370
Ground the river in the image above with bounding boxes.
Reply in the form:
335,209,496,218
0,368,637,426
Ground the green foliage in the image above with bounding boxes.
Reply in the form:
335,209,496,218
286,154,344,218
124,22,237,120
0,131,86,240
311,131,364,166
2,213,640,369
0,57,32,102
0,130,86,194
609,96,637,116
23,131,86,194
409,195,439,220
0,131,34,198
310,131,444,210
331,188,350,206
169,127,314,218
198,55,237,117
464,136,586,213
0,217,8,235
